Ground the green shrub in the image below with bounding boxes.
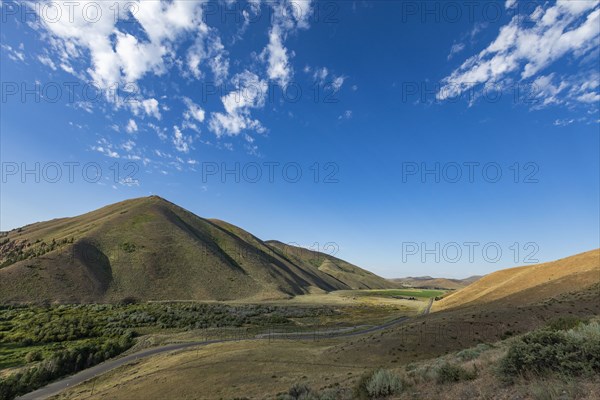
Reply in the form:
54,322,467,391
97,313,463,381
279,385,351,400
545,316,584,332
456,343,490,361
24,350,43,363
499,321,600,380
285,383,313,400
353,369,402,399
435,362,477,384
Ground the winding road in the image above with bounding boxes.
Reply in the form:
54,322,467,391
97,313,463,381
18,304,432,400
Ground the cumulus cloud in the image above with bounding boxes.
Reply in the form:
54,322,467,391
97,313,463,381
130,98,161,120
92,138,119,158
173,125,193,153
438,1,600,106
261,0,314,87
209,71,268,137
126,119,138,133
263,25,293,87
33,0,206,89
24,0,328,160
183,97,205,123
187,30,230,84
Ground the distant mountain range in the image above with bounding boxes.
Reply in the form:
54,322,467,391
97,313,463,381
0,196,395,303
390,275,483,290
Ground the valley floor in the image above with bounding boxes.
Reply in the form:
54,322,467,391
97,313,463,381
44,285,600,400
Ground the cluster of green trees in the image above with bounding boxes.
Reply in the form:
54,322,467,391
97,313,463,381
1,303,335,346
0,303,337,400
0,333,133,400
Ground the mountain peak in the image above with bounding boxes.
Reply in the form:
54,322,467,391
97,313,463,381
0,197,395,303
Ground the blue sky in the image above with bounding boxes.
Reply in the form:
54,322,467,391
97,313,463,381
1,0,599,278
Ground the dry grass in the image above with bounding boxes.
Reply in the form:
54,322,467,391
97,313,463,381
435,249,600,311
51,339,366,400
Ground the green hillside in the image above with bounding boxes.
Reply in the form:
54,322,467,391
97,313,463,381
0,196,394,303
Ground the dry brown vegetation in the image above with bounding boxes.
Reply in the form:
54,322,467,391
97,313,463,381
434,248,599,311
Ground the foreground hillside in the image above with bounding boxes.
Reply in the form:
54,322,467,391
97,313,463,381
0,196,394,303
434,249,600,311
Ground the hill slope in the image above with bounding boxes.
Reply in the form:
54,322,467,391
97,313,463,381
434,249,600,311
0,196,394,303
264,240,393,290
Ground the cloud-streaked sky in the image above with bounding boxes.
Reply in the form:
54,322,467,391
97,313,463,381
1,0,599,278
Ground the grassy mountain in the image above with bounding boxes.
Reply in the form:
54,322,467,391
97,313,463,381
264,240,395,290
391,276,482,290
0,196,394,303
434,249,600,311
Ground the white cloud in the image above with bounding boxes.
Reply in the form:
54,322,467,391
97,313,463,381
438,2,600,103
34,0,207,88
263,25,293,87
209,71,268,137
130,98,161,120
121,140,136,152
183,97,205,123
260,0,314,87
92,138,119,158
173,125,193,153
553,118,575,126
126,119,138,133
186,30,230,84
338,110,352,120
447,43,465,60
1,44,25,62
577,92,600,103
38,54,57,70
332,75,346,91
313,67,328,82
505,0,517,10
115,32,167,83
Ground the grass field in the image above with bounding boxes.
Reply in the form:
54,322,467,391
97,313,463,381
351,289,446,299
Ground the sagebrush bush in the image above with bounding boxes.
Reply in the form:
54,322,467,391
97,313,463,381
279,384,351,400
545,316,584,332
499,320,600,379
24,350,43,363
456,343,491,361
288,383,312,399
435,362,477,384
365,369,403,398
